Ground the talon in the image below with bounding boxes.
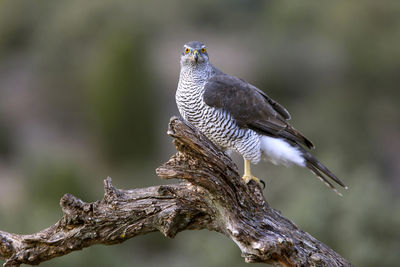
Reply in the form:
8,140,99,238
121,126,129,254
260,179,266,189
242,174,260,184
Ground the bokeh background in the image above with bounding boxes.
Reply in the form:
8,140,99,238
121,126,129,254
1,0,399,266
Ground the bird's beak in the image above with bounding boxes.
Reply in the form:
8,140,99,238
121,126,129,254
193,50,199,63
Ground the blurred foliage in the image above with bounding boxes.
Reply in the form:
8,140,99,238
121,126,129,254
85,32,156,163
26,160,91,205
0,116,12,160
0,0,399,266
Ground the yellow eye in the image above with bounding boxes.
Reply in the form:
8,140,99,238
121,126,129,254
184,48,190,54
201,48,206,53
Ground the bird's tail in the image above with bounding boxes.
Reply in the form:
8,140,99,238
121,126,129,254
301,149,347,196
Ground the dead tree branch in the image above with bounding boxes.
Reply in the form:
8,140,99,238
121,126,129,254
0,117,352,267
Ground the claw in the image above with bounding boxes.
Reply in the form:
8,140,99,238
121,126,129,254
260,179,266,189
242,174,260,184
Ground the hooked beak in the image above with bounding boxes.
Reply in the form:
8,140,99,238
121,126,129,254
193,50,199,63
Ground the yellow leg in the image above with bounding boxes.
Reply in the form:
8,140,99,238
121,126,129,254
242,159,261,184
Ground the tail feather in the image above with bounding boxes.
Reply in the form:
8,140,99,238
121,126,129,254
306,161,343,196
301,150,347,195
285,125,315,150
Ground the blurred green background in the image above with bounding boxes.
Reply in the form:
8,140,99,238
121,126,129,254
1,0,399,266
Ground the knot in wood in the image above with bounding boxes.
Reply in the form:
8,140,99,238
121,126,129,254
103,177,125,202
0,236,14,258
60,193,85,212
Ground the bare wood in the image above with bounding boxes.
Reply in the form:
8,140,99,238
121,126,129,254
0,117,352,267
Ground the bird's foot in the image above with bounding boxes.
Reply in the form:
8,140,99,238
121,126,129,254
242,174,265,189
242,174,260,184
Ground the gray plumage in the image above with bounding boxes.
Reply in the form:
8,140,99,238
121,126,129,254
176,41,346,194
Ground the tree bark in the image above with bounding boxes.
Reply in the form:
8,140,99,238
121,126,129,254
0,117,353,267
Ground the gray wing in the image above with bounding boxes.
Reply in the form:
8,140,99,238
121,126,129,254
203,74,314,149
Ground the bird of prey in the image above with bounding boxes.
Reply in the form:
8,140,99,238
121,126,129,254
176,41,347,195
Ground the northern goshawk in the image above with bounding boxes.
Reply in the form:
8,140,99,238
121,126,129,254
176,41,346,195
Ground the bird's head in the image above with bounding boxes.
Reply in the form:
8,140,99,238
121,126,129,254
180,41,210,68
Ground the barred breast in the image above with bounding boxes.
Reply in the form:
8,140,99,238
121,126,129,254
176,69,262,164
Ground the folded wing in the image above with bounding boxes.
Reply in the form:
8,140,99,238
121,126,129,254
203,74,314,149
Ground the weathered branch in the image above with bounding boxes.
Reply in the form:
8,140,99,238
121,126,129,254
0,117,352,267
